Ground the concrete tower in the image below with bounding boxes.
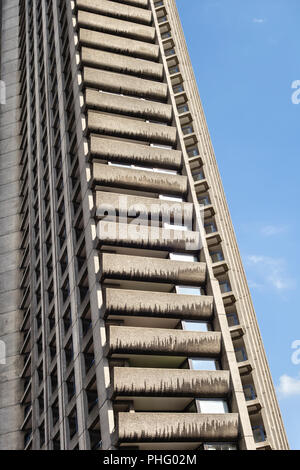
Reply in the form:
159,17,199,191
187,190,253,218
0,0,289,450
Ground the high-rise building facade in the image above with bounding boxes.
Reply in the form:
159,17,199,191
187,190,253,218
0,0,289,451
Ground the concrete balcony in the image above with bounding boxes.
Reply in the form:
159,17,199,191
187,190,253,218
96,221,200,252
90,136,181,169
81,47,163,80
85,89,172,123
107,325,221,357
117,413,239,443
77,11,156,43
83,67,168,101
100,253,206,285
111,367,230,398
76,0,152,25
79,29,159,61
95,191,192,222
104,288,214,320
88,111,177,146
92,163,187,196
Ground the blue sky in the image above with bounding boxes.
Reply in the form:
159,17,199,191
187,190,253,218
176,0,300,449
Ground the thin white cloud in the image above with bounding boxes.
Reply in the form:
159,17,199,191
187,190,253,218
261,225,288,237
277,373,300,397
245,255,296,291
253,18,265,23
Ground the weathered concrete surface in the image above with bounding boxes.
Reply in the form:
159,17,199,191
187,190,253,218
118,413,239,442
96,221,200,252
88,111,176,145
104,288,213,320
0,0,23,450
90,136,181,169
77,0,152,25
112,367,230,397
95,191,192,223
108,325,221,356
100,253,206,284
93,163,186,196
81,47,163,80
83,67,168,101
77,10,155,43
86,89,172,122
79,28,159,60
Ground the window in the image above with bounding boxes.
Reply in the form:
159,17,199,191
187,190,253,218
203,443,237,451
235,347,248,363
198,195,210,206
243,384,257,401
173,84,184,94
150,143,172,149
182,321,211,332
197,399,229,414
192,168,204,181
165,48,175,57
252,425,266,443
187,146,199,157
182,124,194,135
190,359,219,371
210,251,224,263
226,312,239,327
161,31,171,39
169,253,198,262
219,280,231,293
169,65,180,75
108,162,178,175
159,195,183,202
177,103,189,114
204,222,217,234
176,286,202,295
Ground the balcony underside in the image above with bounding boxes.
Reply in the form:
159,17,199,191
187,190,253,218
111,367,230,398
77,10,156,43
81,47,163,80
85,89,172,122
90,136,181,169
96,222,200,252
92,164,186,196
79,28,159,60
103,288,214,320
107,326,221,357
88,111,177,146
76,0,153,25
83,67,168,101
118,413,239,443
100,253,206,285
95,191,193,224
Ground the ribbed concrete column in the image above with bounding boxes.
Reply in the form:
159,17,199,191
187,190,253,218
0,0,23,451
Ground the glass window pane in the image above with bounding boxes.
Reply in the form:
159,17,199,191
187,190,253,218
235,347,247,363
252,426,266,443
204,443,237,451
176,286,202,295
182,321,209,332
159,195,183,202
170,253,197,262
197,399,229,414
191,359,217,371
226,313,239,327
